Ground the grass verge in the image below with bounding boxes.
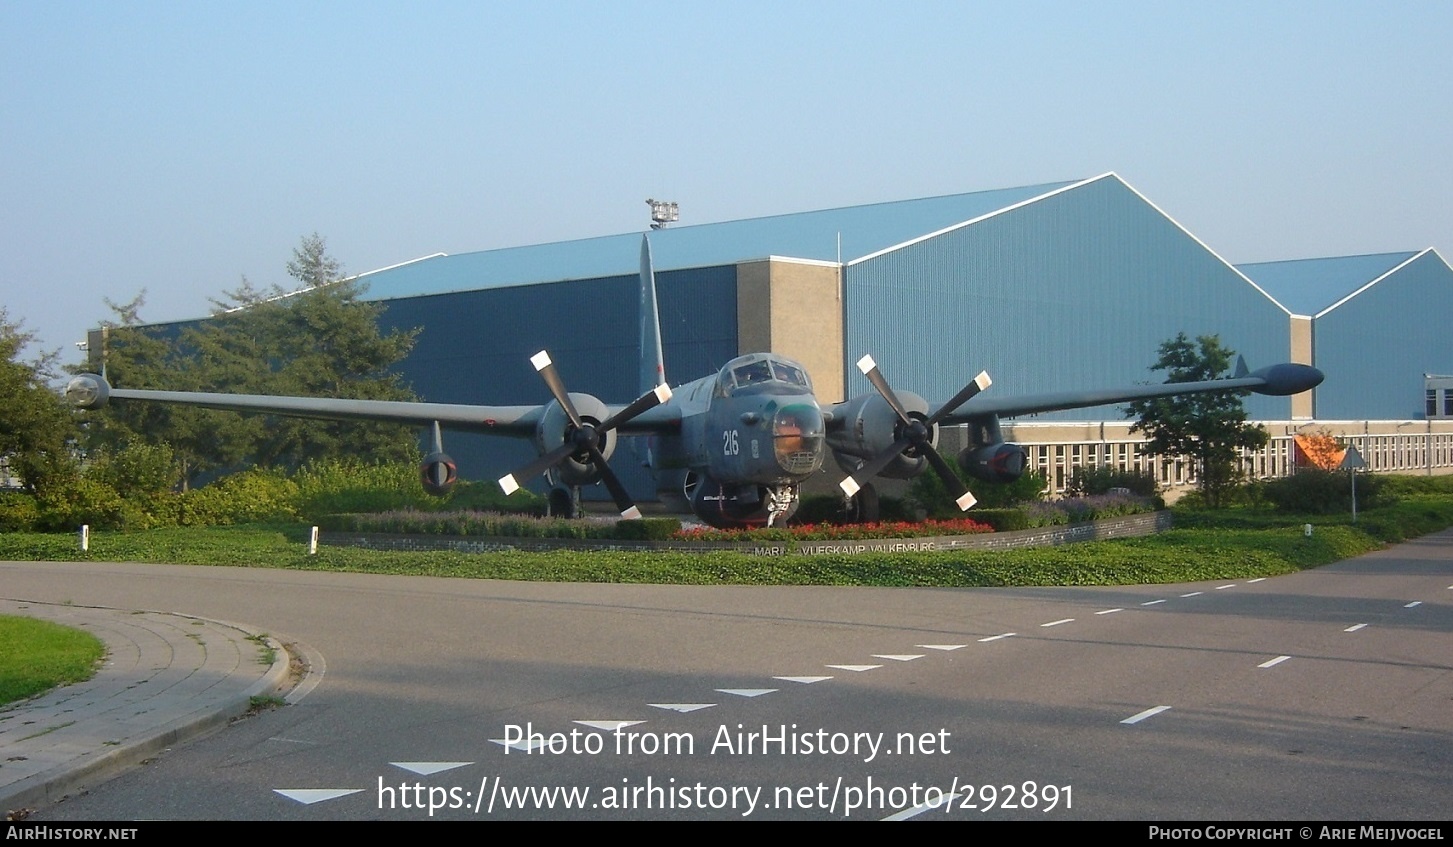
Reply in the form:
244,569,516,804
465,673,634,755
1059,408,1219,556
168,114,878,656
1,496,1449,587
0,615,106,706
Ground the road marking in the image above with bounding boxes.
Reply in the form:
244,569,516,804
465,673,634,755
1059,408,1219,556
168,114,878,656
882,792,959,821
274,788,363,804
1258,655,1291,668
1404,601,1423,608
774,676,832,684
1121,706,1171,725
1181,591,1204,597
391,762,471,775
491,737,550,752
1140,599,1166,606
1041,618,1074,628
978,633,1016,642
1344,623,1368,632
873,654,925,662
716,688,777,697
575,720,645,732
918,644,967,651
825,664,882,672
1248,577,1267,583
1096,608,1124,615
1215,584,1237,590
648,703,715,713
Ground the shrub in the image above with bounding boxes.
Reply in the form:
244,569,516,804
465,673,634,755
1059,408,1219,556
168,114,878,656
615,518,681,540
0,492,40,532
177,469,300,525
1066,466,1161,499
1261,469,1389,515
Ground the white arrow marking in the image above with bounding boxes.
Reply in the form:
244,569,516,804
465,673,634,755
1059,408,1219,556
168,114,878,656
1344,623,1368,632
774,676,833,684
872,654,924,662
978,633,1016,642
391,762,471,776
575,720,645,732
825,665,881,672
882,792,960,821
1121,706,1171,725
648,703,715,713
716,689,777,698
491,737,550,752
274,788,363,805
918,644,967,651
1258,655,1291,669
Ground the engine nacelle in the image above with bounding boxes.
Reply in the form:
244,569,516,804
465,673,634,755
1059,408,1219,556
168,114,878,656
826,389,935,480
420,452,458,496
533,392,617,486
959,443,1028,484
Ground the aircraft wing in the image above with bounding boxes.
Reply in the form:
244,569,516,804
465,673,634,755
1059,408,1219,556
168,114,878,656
64,375,683,435
934,362,1323,423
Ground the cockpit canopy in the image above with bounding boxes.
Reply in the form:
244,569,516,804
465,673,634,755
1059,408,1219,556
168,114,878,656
715,353,813,398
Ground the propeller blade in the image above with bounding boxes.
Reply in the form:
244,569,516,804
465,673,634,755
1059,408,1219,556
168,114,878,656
839,437,912,498
921,443,977,511
498,441,578,495
856,354,914,426
599,382,672,433
587,443,641,519
531,350,583,429
927,371,992,426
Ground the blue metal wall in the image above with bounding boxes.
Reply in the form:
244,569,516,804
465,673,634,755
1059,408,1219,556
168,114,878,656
844,175,1294,421
376,265,737,497
1312,251,1453,419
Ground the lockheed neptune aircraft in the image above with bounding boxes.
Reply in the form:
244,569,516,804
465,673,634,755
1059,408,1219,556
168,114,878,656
66,236,1323,528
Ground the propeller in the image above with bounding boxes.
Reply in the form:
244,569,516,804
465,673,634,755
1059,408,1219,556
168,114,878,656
497,350,672,519
838,354,991,512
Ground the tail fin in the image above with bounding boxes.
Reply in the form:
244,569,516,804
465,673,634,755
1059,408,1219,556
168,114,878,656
640,234,666,393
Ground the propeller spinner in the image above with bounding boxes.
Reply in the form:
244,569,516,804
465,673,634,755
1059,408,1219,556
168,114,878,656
838,354,991,512
498,350,671,519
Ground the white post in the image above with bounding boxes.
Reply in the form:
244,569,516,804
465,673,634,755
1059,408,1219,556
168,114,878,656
309,526,319,555
80,524,90,552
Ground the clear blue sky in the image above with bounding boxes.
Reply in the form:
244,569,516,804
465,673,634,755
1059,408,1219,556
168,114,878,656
3,1,1449,362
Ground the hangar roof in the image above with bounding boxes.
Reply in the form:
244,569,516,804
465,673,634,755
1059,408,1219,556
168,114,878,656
1236,251,1420,317
355,179,1081,301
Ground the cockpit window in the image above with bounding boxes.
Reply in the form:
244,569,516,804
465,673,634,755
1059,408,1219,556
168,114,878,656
732,360,773,386
770,361,808,387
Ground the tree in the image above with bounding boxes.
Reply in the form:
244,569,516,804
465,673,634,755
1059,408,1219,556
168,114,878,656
1125,333,1269,508
81,235,420,484
0,309,76,492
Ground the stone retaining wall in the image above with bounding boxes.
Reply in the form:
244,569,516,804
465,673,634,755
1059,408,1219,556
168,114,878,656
322,511,1173,556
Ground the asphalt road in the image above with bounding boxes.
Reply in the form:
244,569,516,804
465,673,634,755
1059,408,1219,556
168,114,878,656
4,531,1450,821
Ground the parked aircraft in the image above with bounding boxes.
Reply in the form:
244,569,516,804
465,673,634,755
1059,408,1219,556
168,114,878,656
66,237,1323,528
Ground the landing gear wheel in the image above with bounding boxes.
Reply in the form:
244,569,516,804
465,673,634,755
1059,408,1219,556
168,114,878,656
841,481,879,524
548,486,579,519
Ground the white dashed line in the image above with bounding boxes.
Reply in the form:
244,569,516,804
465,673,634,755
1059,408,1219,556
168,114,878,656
1248,578,1267,583
882,792,959,820
918,644,967,651
1122,706,1171,725
1181,591,1204,597
1140,599,1166,606
1404,601,1423,608
1344,623,1368,632
1258,656,1291,668
1095,608,1124,615
1041,618,1074,628
1215,584,1237,590
978,633,1016,642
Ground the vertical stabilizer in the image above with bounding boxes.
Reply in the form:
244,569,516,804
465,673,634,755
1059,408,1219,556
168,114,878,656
640,234,667,392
